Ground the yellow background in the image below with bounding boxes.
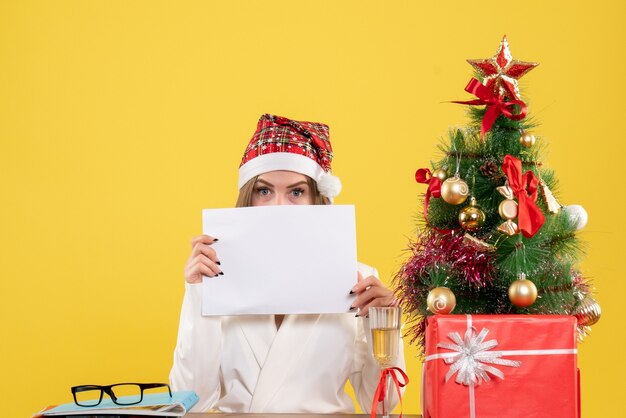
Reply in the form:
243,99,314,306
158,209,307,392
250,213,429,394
1,1,624,417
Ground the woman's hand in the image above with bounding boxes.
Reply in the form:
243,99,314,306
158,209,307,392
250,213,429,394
184,235,222,284
350,272,398,317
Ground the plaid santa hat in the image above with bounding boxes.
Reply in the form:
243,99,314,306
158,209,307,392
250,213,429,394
238,114,342,199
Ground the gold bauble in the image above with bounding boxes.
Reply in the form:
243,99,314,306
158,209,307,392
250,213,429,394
498,199,518,220
440,176,469,205
519,131,536,148
508,276,538,307
432,168,448,182
574,296,601,326
458,197,486,231
427,287,457,314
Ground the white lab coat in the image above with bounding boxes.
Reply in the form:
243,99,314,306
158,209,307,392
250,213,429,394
169,263,406,413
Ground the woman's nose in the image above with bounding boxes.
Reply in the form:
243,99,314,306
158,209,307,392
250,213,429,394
275,193,291,206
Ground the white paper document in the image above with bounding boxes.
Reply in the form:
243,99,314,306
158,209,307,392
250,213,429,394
201,205,357,315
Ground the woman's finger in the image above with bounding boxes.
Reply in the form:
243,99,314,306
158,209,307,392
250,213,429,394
357,295,396,317
191,242,220,263
190,234,219,249
191,254,222,276
184,261,222,284
350,275,396,316
356,291,396,316
350,275,378,294
352,285,392,311
184,253,223,283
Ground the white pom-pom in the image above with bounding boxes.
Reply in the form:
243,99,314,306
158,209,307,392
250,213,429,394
317,172,342,199
563,204,588,231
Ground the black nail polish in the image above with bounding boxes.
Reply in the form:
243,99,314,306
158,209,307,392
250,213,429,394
218,272,224,276
349,306,356,311
349,290,355,295
355,314,360,317
213,238,219,242
216,261,221,265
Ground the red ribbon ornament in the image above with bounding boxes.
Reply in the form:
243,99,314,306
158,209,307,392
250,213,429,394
415,168,441,220
415,169,456,234
370,367,409,418
502,155,545,238
453,78,528,138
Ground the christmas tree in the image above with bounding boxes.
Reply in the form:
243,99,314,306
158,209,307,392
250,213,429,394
395,36,600,355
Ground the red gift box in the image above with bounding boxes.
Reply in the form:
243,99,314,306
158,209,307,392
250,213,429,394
423,315,579,418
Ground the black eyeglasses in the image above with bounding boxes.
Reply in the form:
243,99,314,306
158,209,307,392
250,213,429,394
71,383,172,407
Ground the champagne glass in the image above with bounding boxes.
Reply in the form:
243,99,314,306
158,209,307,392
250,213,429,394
369,306,401,418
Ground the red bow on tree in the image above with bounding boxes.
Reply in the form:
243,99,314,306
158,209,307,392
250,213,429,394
502,155,545,238
415,168,457,234
454,78,527,138
415,169,441,197
415,168,442,219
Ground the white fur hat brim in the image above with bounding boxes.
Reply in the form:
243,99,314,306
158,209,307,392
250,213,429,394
238,152,341,199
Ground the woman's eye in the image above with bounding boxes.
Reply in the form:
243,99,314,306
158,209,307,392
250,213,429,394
256,187,271,196
290,188,305,197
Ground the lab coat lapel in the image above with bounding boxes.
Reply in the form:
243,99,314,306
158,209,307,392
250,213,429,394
236,316,276,369
248,314,321,412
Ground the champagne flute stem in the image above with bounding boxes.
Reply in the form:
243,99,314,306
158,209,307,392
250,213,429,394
382,372,392,418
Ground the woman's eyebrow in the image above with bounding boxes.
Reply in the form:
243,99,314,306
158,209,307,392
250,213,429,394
255,179,274,187
287,181,308,188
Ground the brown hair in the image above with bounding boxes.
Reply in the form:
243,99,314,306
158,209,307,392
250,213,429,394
236,175,330,207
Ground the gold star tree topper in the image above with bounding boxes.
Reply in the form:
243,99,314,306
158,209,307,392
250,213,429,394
467,36,539,100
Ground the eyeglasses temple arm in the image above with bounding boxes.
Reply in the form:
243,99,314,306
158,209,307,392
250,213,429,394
139,383,172,397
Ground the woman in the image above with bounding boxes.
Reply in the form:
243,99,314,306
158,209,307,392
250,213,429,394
170,114,405,413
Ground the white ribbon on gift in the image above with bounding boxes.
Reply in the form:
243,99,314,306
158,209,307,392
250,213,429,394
436,324,522,385
423,315,578,418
